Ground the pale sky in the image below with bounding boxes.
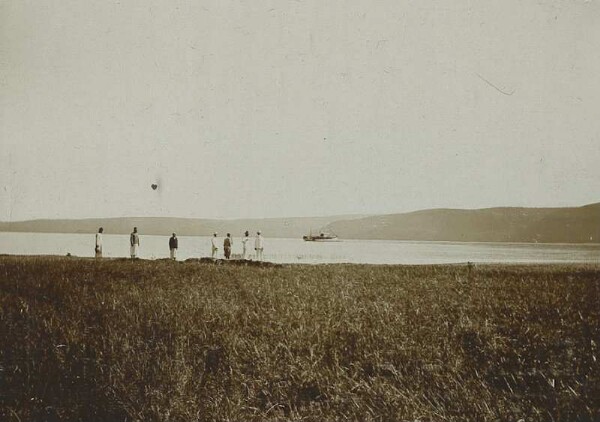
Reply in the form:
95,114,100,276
1,0,599,221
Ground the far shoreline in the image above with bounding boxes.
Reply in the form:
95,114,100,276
1,230,599,246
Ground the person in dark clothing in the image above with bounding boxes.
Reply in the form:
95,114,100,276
223,233,232,259
130,227,140,258
169,233,178,260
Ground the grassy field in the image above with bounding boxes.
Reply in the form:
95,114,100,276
0,256,599,421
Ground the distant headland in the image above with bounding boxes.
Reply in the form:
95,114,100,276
1,203,598,243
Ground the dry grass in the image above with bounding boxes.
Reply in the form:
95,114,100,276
1,256,599,421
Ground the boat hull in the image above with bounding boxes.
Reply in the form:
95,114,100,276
303,235,339,242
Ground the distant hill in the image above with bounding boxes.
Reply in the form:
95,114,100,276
323,202,600,243
1,203,598,243
0,215,365,239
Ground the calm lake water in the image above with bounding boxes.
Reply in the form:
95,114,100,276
0,232,598,265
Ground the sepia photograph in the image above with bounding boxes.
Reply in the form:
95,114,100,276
1,1,599,420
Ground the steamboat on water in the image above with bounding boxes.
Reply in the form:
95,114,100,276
303,231,340,242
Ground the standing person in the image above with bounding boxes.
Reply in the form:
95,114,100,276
241,230,250,260
211,232,219,259
254,230,264,261
169,233,178,260
223,233,232,259
130,227,140,259
95,227,104,258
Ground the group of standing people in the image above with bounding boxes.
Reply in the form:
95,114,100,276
95,226,144,259
211,231,264,260
94,227,264,261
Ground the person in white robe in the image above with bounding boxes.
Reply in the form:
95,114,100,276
241,230,250,259
95,227,103,258
211,233,219,258
254,231,264,261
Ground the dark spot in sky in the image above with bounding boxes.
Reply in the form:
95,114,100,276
151,184,158,190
